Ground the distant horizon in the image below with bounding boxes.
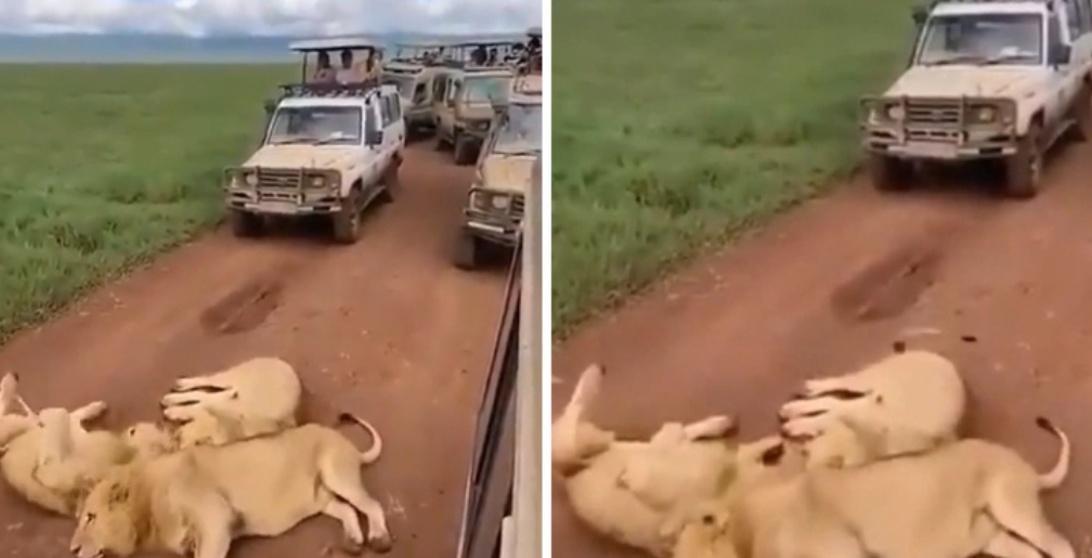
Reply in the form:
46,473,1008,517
0,31,530,64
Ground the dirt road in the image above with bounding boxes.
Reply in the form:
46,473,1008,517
0,143,507,557
553,140,1092,557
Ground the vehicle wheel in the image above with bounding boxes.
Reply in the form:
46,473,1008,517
868,154,913,191
375,168,397,207
229,210,263,237
1072,85,1092,142
332,191,362,244
454,233,480,270
454,135,476,166
1004,122,1043,199
436,133,450,151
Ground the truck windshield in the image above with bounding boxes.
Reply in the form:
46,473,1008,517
494,104,542,155
464,77,511,104
387,75,417,99
268,106,362,145
918,14,1042,66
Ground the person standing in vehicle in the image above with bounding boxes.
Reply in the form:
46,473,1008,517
472,45,488,65
311,51,337,83
337,49,361,84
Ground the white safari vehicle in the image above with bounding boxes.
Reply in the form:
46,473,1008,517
455,73,541,269
225,38,406,244
383,41,450,135
861,0,1092,197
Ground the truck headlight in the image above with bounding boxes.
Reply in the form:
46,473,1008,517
885,105,905,121
491,194,511,210
309,175,326,188
243,171,258,187
970,105,998,124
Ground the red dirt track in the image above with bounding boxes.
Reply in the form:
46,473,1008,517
0,143,507,557
553,141,1092,556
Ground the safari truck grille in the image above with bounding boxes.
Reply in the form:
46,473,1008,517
257,168,304,190
905,100,961,126
511,195,525,219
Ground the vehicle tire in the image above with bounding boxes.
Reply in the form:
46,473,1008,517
868,154,913,191
377,165,399,205
454,135,477,166
229,210,263,237
332,190,362,244
1072,84,1092,142
454,233,480,270
1004,121,1043,199
436,132,450,151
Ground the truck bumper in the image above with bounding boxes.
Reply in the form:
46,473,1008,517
464,212,520,246
863,135,1018,160
226,189,343,216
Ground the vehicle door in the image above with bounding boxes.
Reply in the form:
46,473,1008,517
361,98,385,194
432,72,449,125
441,76,464,139
383,91,406,161
1050,6,1089,125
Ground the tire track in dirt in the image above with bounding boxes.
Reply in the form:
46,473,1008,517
553,141,1092,557
0,143,508,558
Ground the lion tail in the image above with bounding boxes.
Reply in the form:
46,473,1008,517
1035,417,1070,490
338,413,383,464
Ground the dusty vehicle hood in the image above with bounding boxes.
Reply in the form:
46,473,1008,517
242,145,360,170
480,154,535,195
885,66,1048,99
458,104,495,122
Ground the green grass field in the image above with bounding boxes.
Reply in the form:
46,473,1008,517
0,65,290,341
553,0,918,333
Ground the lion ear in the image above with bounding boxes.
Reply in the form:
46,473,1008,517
108,483,130,504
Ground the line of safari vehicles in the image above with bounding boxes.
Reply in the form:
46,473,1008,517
221,29,542,270
860,0,1092,198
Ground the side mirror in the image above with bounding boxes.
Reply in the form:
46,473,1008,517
1049,43,1071,66
912,6,928,26
366,128,383,146
263,99,277,115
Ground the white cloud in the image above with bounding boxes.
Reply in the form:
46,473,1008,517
0,0,540,37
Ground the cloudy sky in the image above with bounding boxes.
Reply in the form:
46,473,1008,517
0,0,540,37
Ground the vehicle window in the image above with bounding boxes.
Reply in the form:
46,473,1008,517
434,76,447,101
1065,0,1083,39
391,95,402,120
917,14,1043,66
413,83,427,104
493,104,542,155
365,103,380,136
380,95,393,126
267,106,362,145
1079,0,1092,32
463,77,511,104
448,80,461,103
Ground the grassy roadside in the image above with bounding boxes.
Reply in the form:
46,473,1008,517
552,0,918,334
0,64,290,341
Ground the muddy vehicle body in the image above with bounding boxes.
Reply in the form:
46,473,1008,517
455,74,541,269
224,38,406,244
860,0,1092,197
455,157,540,558
383,42,452,135
434,68,515,165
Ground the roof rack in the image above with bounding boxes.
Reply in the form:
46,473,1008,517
290,36,384,52
278,80,382,99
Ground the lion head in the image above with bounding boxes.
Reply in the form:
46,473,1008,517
124,422,176,458
69,473,147,558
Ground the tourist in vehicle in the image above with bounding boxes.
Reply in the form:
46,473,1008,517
364,49,382,81
337,49,361,84
487,47,498,66
311,51,336,83
472,45,488,65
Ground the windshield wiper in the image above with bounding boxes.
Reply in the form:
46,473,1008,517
980,53,1033,66
925,54,985,66
314,136,355,145
272,137,319,145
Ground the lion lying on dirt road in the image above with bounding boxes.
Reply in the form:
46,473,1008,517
157,357,301,449
1,373,134,516
778,346,965,469
674,417,1072,558
70,415,391,558
552,364,743,557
